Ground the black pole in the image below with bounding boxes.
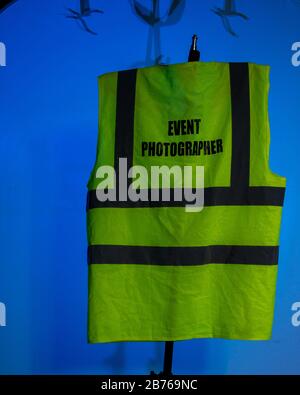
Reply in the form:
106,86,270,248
150,35,200,377
162,341,174,375
150,341,174,376
188,34,200,62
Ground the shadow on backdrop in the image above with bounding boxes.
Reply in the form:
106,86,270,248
212,0,249,37
103,344,126,374
147,342,164,373
130,0,185,66
65,0,104,35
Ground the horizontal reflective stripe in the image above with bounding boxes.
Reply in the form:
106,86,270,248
88,245,279,266
87,186,285,209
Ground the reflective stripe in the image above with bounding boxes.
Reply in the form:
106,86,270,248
114,69,137,176
88,245,279,266
86,186,285,209
229,63,250,188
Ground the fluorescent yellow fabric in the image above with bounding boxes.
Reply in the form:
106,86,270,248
87,61,286,342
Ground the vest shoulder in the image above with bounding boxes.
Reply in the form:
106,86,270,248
96,61,271,80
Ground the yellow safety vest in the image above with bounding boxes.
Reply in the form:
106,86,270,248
86,61,286,342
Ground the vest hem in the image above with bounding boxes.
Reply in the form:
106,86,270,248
88,333,272,343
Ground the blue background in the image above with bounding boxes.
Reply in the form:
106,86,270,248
0,0,299,374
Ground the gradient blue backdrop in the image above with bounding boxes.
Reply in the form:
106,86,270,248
0,0,299,374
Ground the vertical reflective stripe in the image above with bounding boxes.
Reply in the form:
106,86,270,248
114,69,137,174
229,63,251,188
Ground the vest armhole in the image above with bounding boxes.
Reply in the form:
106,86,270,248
263,65,287,187
86,76,103,190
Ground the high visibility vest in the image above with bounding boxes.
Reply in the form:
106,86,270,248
86,61,286,342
